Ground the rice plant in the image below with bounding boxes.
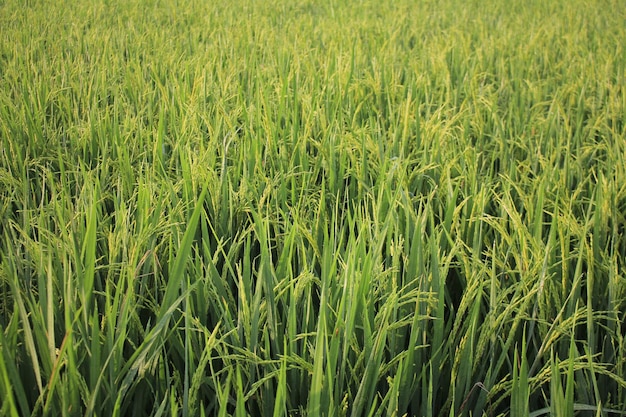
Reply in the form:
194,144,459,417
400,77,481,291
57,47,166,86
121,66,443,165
1,0,625,416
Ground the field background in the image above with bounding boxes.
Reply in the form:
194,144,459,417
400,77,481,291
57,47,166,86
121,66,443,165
1,0,625,416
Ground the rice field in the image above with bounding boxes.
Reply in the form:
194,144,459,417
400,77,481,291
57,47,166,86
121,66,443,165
1,0,625,415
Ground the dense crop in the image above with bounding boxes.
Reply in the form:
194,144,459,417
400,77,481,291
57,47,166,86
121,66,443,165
1,0,625,416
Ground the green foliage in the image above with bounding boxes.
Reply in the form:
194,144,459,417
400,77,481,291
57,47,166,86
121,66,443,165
1,0,625,415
